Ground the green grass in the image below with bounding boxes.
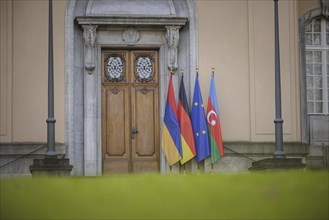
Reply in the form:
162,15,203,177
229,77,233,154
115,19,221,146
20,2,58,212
0,171,328,220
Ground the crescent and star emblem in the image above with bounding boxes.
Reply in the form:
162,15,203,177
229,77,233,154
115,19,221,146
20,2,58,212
207,110,217,126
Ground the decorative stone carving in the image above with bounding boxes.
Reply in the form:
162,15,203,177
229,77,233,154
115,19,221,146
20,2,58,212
322,0,329,17
82,25,98,74
166,26,180,71
123,28,140,45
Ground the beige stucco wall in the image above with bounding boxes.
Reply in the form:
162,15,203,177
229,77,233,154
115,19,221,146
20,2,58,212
0,0,321,144
298,0,321,18
197,0,251,141
1,0,12,142
197,0,304,142
0,0,66,143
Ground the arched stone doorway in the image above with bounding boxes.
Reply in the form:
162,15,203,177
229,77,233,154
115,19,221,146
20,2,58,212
65,0,198,175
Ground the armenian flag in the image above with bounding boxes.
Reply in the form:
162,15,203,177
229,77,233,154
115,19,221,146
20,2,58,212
161,73,182,166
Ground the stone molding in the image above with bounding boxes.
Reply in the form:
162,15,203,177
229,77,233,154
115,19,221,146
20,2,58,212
223,142,309,157
86,0,176,17
166,26,180,71
82,25,98,74
76,17,187,27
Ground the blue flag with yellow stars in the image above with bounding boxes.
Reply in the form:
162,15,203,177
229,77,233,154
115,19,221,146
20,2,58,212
191,73,211,162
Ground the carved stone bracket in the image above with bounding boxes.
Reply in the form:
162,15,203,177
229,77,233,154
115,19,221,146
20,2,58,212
165,26,181,71
123,27,140,46
322,0,329,17
82,25,98,74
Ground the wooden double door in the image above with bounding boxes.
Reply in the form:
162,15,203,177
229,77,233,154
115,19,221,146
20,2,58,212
102,49,160,174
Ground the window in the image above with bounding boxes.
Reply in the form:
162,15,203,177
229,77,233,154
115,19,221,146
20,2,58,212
305,18,329,114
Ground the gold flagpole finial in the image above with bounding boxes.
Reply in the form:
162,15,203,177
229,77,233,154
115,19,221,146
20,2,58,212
170,67,173,75
196,67,199,74
212,67,215,72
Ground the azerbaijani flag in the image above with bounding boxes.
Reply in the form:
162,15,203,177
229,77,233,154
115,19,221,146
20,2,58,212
178,74,196,164
161,73,182,166
206,71,224,163
191,73,210,162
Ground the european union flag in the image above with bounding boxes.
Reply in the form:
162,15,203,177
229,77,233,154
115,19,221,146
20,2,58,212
191,73,211,162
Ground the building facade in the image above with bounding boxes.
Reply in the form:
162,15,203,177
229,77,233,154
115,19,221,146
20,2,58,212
0,0,328,176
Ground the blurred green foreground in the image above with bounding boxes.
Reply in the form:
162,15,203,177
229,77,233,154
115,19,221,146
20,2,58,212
0,171,328,220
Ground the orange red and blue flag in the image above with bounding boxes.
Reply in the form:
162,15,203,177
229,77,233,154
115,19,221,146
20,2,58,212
161,73,182,166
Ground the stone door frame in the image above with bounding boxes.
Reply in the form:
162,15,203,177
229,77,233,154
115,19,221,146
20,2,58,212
65,0,198,175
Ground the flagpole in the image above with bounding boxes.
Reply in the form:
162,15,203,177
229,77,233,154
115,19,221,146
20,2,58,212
180,67,184,175
169,67,173,174
211,66,215,174
196,66,199,176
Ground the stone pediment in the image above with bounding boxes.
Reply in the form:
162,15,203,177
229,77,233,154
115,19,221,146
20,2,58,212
86,0,176,17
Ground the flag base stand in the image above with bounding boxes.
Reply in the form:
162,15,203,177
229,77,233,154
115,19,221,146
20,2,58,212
30,156,73,176
248,158,305,171
210,164,214,175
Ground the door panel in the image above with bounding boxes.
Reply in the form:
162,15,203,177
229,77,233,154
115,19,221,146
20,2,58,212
132,86,159,173
102,49,159,174
103,86,130,174
105,86,129,157
133,86,157,157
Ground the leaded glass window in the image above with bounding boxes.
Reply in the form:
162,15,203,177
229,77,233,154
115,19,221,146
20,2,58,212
135,56,154,82
305,18,329,114
105,55,125,82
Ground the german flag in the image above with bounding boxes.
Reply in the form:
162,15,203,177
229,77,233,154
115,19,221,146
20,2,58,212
178,74,196,164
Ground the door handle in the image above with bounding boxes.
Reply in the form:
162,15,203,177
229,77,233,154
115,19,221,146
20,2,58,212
131,128,139,139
